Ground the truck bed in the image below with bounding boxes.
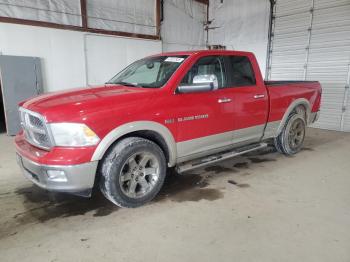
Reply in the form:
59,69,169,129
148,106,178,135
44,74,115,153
265,80,322,123
264,80,319,86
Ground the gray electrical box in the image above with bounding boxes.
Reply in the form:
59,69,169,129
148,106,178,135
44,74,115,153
0,55,43,136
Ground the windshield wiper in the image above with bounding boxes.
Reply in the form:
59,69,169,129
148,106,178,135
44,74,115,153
106,81,139,87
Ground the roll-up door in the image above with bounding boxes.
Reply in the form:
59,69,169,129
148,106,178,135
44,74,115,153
267,0,350,131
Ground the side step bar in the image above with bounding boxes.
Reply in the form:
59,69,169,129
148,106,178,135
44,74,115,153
176,142,268,174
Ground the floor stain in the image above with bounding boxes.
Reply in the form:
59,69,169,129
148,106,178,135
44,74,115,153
233,162,249,169
248,157,276,164
227,179,238,185
12,186,118,223
156,170,223,203
237,183,250,188
169,188,223,202
227,180,250,188
302,147,314,151
204,165,233,174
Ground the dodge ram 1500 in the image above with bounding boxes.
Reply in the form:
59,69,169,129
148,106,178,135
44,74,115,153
15,50,321,207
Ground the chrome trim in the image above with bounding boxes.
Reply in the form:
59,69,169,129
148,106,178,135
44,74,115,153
177,143,268,173
253,94,265,99
19,107,53,150
17,153,98,193
218,98,232,103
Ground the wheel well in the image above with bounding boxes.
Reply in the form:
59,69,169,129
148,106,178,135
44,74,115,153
294,105,307,121
108,130,170,163
275,102,309,137
94,130,170,188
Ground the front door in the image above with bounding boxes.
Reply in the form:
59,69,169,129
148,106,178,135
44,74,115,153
173,55,236,160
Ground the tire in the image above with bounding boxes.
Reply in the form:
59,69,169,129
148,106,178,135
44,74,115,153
275,113,306,155
274,136,284,153
99,137,167,208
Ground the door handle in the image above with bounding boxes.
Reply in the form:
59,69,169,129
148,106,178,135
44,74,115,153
218,98,232,103
254,94,265,99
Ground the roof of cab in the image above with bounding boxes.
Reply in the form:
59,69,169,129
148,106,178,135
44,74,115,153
152,49,254,57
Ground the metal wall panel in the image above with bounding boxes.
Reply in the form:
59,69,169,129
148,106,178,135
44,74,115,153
269,0,313,80
342,64,350,131
270,12,311,80
307,3,350,130
275,0,311,16
268,0,350,131
0,55,43,135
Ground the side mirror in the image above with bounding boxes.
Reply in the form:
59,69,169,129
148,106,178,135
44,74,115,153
177,74,218,94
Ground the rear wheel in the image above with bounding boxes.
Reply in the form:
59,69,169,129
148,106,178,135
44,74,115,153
275,113,306,155
99,137,167,208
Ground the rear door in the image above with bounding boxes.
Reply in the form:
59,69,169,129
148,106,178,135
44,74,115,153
224,55,269,145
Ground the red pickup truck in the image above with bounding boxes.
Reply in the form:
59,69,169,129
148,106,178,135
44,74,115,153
15,50,321,207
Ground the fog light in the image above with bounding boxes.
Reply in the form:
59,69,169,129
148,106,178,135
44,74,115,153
46,170,67,182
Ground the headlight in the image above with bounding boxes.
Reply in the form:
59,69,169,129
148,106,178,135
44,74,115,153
48,123,100,147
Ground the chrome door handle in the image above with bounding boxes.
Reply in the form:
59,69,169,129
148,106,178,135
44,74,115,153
218,98,232,103
254,94,265,99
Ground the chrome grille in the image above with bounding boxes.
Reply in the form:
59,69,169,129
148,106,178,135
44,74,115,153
19,108,52,150
28,114,44,128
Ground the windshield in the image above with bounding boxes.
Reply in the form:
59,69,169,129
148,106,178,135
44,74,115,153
107,55,188,88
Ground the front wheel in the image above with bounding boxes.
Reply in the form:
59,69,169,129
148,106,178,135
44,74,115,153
99,137,167,208
275,113,306,155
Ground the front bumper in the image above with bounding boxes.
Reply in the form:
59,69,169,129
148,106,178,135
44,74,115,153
16,153,98,196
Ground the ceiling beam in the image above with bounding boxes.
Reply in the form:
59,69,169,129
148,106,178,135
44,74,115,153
80,0,87,29
194,0,209,5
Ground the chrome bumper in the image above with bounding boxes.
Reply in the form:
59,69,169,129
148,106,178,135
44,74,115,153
16,153,98,196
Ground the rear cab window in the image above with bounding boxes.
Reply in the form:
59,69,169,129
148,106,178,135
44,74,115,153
225,56,256,87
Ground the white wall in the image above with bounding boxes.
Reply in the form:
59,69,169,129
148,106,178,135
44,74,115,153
85,34,162,85
0,23,161,92
161,0,207,52
209,0,270,76
0,0,270,92
161,0,270,76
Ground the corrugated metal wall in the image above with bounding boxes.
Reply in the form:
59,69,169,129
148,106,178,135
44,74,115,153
267,0,350,131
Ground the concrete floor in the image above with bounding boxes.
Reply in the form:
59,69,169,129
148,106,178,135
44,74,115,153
0,128,349,262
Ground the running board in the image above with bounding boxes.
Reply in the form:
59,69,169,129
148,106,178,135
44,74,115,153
176,142,268,174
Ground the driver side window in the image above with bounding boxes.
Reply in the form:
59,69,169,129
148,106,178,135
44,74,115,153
181,56,226,89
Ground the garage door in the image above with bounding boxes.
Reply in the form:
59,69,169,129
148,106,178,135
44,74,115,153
267,0,350,131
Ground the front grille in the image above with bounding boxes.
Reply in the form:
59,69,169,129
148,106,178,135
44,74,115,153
19,108,52,150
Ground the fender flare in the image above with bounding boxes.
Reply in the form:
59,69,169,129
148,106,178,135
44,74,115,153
91,121,177,167
276,98,311,135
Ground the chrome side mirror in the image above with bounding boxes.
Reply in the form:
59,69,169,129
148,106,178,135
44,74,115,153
177,74,218,94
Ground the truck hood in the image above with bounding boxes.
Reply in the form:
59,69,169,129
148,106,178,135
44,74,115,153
22,85,156,122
